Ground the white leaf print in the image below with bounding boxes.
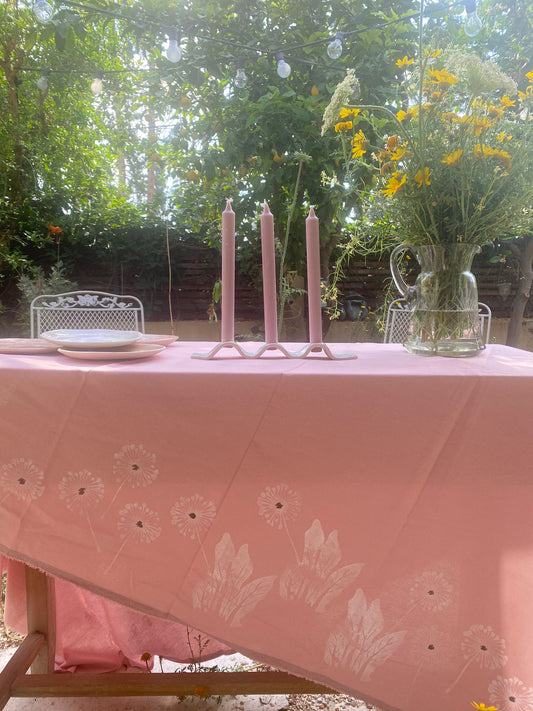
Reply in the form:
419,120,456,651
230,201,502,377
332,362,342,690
193,533,276,627
280,519,363,611
325,589,407,681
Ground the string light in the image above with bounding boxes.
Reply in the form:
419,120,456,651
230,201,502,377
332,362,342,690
33,0,54,24
276,53,291,79
90,73,103,94
327,33,344,60
234,58,247,88
463,0,482,36
166,27,182,63
36,69,51,91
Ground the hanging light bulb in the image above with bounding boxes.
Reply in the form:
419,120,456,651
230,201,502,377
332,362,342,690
91,74,103,94
36,70,50,91
234,60,247,89
276,54,291,79
166,27,182,63
327,33,344,60
33,0,54,23
463,0,482,36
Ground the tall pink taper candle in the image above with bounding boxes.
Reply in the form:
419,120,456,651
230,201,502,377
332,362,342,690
221,199,235,343
260,203,278,343
305,206,322,344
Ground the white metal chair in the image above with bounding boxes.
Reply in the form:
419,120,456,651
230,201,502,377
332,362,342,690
30,290,145,338
383,298,492,344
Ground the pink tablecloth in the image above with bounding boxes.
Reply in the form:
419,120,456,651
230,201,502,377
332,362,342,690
1,342,533,711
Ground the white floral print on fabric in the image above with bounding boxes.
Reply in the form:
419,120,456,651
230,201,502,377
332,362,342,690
105,502,161,574
447,625,507,693
404,625,456,672
0,458,44,503
193,532,276,627
324,588,406,681
280,519,363,611
409,569,455,612
258,483,302,561
58,470,105,551
171,494,217,570
488,676,533,711
103,444,159,516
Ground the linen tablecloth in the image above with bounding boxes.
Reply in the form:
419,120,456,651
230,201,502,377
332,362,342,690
1,342,533,711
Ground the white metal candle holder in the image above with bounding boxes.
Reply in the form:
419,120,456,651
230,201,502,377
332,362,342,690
191,341,357,360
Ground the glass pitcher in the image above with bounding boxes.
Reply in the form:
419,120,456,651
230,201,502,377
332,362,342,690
389,243,485,357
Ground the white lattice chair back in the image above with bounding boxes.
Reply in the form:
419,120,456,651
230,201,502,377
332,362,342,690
30,291,145,337
383,298,492,345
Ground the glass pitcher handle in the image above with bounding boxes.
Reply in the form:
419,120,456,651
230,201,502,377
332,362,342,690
390,243,413,297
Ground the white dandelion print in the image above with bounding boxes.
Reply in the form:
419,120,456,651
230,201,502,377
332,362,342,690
409,570,454,612
105,502,161,574
0,458,44,504
257,483,302,562
447,624,507,693
171,495,217,570
403,626,456,694
103,444,159,516
59,470,104,551
488,676,533,711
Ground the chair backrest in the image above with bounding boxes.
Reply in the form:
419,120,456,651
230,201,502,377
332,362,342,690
30,291,145,338
383,298,411,344
383,299,492,344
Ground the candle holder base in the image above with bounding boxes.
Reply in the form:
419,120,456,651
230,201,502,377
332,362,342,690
191,342,357,360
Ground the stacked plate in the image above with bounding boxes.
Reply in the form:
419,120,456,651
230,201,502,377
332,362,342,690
39,329,175,360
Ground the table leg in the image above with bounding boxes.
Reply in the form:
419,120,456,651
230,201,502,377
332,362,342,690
24,566,55,674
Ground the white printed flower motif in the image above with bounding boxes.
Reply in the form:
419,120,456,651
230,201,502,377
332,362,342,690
193,532,276,627
105,502,161,574
404,626,456,672
258,483,302,562
324,589,406,681
409,569,454,612
280,519,363,611
257,484,301,530
447,625,507,693
489,676,533,711
171,495,216,539
58,470,104,551
103,444,159,516
171,495,217,571
0,458,44,503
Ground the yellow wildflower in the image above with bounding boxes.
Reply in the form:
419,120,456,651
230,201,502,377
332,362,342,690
382,171,406,197
391,145,408,161
518,85,533,100
414,166,431,187
397,109,408,122
501,94,515,107
491,148,511,170
474,116,495,135
487,104,504,119
340,107,360,119
425,68,459,86
334,120,353,132
396,105,419,122
311,85,319,96
526,70,533,81
351,129,368,158
471,703,498,711
426,49,441,57
396,56,414,68
442,148,463,166
497,131,512,142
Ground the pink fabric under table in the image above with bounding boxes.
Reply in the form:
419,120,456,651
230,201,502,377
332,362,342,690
1,341,533,711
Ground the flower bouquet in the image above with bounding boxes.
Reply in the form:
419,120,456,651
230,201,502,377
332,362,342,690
323,52,533,355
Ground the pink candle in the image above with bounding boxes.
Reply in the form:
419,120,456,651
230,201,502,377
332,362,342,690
221,199,235,343
260,203,278,343
305,206,322,344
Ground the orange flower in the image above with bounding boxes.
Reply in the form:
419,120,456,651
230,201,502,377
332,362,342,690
386,135,400,152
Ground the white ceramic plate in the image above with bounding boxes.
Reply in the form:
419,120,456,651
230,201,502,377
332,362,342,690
138,334,179,346
57,344,165,361
41,329,142,349
0,338,58,355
